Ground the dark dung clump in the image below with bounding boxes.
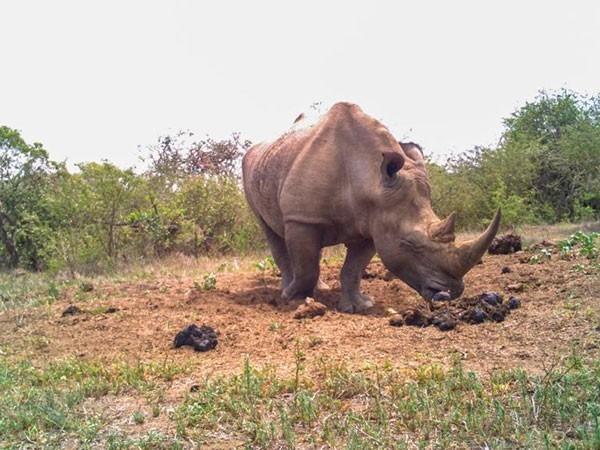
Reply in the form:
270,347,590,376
393,291,520,331
62,305,84,317
488,234,522,255
174,324,218,352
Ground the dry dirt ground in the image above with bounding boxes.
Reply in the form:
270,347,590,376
2,243,599,379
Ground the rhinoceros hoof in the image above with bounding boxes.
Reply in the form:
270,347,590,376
316,279,331,291
280,287,312,305
338,293,374,313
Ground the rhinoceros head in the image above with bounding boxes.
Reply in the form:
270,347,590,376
371,143,501,301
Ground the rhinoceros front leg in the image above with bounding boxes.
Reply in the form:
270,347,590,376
338,240,376,313
281,222,322,302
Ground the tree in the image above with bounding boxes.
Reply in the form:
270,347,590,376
431,89,600,228
502,90,600,221
75,162,144,259
0,126,56,269
145,131,252,183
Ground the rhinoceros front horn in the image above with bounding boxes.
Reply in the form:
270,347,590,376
457,209,501,273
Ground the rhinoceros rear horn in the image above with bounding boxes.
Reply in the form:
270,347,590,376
429,212,456,243
458,209,501,273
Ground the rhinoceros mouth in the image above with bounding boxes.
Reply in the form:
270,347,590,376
421,283,464,302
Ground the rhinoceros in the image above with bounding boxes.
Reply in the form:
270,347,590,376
242,102,500,312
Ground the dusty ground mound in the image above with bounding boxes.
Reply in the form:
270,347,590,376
489,233,523,254
1,243,599,376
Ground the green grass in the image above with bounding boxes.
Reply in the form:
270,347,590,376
1,349,599,449
0,357,189,448
4,354,586,449
0,271,66,311
173,356,600,449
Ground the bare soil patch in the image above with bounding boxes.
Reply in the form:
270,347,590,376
1,248,598,377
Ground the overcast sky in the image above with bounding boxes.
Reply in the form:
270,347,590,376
1,0,599,169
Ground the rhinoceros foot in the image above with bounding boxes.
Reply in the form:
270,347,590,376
316,278,330,291
338,293,374,314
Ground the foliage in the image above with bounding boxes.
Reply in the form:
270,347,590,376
175,174,261,254
430,89,600,228
0,126,58,269
144,131,252,183
558,231,599,259
255,255,278,275
201,272,217,291
0,128,263,272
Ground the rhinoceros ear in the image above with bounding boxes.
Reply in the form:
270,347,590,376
399,142,424,161
381,151,405,181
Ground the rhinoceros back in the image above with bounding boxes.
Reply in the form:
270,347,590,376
242,129,313,237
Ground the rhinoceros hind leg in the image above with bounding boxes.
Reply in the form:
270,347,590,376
338,240,376,313
260,220,293,290
281,223,322,301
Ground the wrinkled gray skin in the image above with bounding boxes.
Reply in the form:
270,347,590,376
242,102,500,313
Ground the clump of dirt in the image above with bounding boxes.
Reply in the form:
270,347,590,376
361,269,378,280
174,324,218,352
389,314,404,326
294,298,327,319
489,234,522,254
62,305,84,317
528,239,557,251
361,264,395,281
507,283,524,292
401,308,431,327
390,292,521,331
501,266,512,274
104,306,119,314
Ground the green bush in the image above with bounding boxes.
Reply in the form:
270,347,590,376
429,89,600,228
176,175,263,254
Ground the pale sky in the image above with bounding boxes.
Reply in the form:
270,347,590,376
2,1,599,169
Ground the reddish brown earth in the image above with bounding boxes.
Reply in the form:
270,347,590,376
1,247,599,376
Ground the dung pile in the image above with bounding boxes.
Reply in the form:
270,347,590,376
174,324,218,352
389,292,521,331
488,234,522,254
62,305,84,317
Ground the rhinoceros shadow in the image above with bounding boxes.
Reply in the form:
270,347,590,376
222,276,388,317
